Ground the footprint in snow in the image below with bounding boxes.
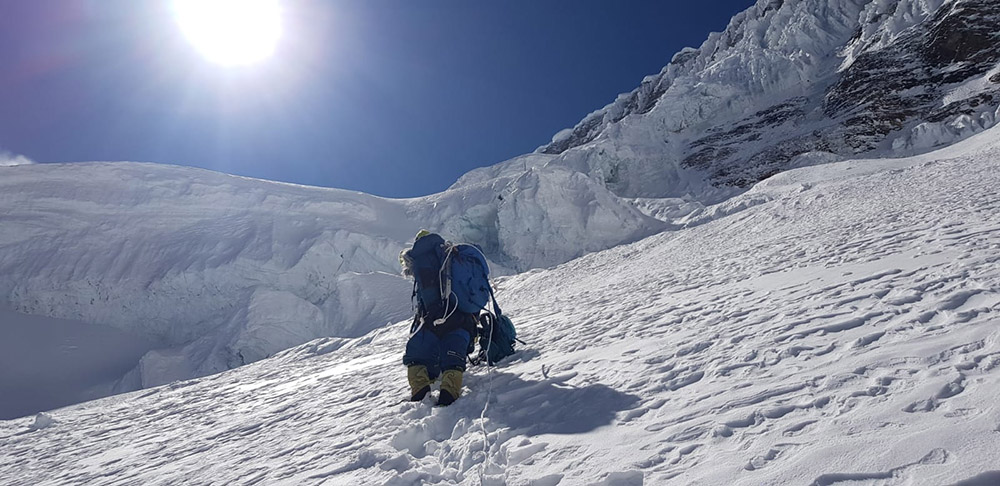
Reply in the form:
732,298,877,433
902,374,966,414
744,443,798,471
810,448,949,486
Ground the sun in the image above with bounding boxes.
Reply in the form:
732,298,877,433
173,0,283,66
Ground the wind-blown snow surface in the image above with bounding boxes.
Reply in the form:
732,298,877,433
0,161,661,402
4,128,999,485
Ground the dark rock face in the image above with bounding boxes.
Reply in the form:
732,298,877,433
925,0,998,66
825,0,1000,146
684,98,818,187
691,0,1000,189
539,0,1000,194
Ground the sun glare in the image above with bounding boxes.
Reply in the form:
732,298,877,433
173,0,282,66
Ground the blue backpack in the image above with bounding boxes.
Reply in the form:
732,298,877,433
403,232,492,323
402,232,522,365
476,312,520,366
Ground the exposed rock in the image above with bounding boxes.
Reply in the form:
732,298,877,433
533,0,1000,201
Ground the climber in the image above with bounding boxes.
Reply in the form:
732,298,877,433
399,230,480,406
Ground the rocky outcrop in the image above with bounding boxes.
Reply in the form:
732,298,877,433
534,0,1000,200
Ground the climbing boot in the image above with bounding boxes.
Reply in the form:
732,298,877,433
407,365,432,401
438,369,463,406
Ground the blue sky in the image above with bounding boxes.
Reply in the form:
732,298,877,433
0,0,754,197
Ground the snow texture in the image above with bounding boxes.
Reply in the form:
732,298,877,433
8,0,997,406
0,161,661,399
2,121,999,486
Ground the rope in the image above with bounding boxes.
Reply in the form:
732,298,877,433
438,243,455,300
434,244,458,326
477,312,496,484
408,318,422,339
470,243,499,483
443,243,499,482
434,291,459,326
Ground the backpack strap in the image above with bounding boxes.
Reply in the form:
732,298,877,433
487,288,527,346
433,244,458,326
438,243,455,302
410,281,417,311
487,284,503,317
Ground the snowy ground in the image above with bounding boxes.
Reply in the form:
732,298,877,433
3,129,1000,484
0,158,659,398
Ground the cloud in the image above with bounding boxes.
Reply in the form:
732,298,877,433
0,150,36,166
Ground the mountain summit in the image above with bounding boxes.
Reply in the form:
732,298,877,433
528,0,999,203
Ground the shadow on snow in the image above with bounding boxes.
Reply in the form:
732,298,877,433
475,371,641,435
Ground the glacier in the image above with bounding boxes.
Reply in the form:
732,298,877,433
0,160,661,402
1,1,1000,481
534,0,1000,203
3,0,1000,424
2,119,998,485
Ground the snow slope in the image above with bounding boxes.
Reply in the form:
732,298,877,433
0,161,661,399
6,0,1000,418
3,125,998,485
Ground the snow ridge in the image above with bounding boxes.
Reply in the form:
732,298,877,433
0,160,661,395
3,124,999,486
538,0,871,155
533,0,1000,202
